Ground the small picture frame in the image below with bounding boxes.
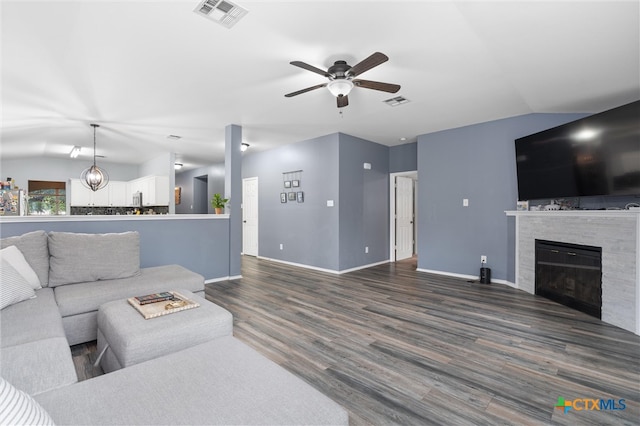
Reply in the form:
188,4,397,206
297,191,304,203
288,192,296,201
292,180,300,188
516,200,529,211
284,181,291,188
280,193,287,203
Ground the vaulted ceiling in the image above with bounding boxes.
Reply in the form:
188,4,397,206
1,1,638,170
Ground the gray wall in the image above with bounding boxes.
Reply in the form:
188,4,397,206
0,218,230,281
338,134,390,270
417,113,588,283
389,142,417,173
243,133,341,270
175,163,225,214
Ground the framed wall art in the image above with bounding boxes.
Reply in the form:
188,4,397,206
288,192,296,201
297,191,304,203
280,193,287,203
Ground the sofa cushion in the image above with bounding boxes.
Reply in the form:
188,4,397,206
54,264,205,317
35,337,348,425
48,231,141,287
0,259,36,310
0,230,49,287
1,245,41,289
0,337,77,396
0,377,54,426
1,288,66,348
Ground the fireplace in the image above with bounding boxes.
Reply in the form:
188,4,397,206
535,239,602,319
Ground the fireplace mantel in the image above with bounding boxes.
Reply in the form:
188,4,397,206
506,210,640,335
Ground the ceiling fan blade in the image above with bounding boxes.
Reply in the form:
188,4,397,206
346,52,389,77
290,61,330,77
337,94,349,108
285,83,328,97
353,79,401,93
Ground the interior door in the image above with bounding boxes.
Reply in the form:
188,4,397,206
242,177,259,256
395,176,414,260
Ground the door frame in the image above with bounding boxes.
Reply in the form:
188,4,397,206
389,171,418,262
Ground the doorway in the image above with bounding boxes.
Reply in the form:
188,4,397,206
242,177,259,256
193,175,208,214
389,171,418,262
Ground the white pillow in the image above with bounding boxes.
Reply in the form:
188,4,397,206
0,259,36,310
0,376,54,425
0,245,41,289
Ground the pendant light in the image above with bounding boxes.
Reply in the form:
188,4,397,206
80,124,109,191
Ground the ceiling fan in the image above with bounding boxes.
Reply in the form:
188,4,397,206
285,52,400,108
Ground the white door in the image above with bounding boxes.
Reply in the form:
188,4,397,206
242,177,259,256
395,176,414,260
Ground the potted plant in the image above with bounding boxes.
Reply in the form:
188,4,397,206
211,193,229,214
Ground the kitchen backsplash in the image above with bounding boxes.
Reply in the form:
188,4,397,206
70,206,169,215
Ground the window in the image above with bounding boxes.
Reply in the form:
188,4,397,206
28,180,66,215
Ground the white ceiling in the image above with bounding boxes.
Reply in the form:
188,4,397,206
1,0,639,171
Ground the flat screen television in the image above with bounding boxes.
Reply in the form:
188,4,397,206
515,100,640,201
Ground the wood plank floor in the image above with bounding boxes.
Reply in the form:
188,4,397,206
72,256,640,425
204,256,639,426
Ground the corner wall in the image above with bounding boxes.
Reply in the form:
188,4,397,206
338,134,390,270
242,132,390,272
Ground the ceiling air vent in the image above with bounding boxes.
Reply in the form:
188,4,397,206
194,0,248,29
383,96,410,107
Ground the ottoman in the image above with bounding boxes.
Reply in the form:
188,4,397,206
96,289,232,373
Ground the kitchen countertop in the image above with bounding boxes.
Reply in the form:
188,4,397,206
0,214,229,223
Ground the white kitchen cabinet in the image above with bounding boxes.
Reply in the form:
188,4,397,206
70,179,125,207
70,179,108,206
70,179,92,206
108,181,128,206
127,175,169,206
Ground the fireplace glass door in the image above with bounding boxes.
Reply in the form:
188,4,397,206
535,239,602,319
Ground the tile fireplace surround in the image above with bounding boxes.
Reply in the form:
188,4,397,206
506,210,640,335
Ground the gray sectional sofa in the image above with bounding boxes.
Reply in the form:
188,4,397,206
0,230,348,425
2,230,205,346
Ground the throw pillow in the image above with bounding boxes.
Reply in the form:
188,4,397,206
48,231,141,287
0,376,55,425
0,259,36,310
0,245,42,289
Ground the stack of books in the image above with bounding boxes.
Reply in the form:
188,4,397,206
134,292,175,305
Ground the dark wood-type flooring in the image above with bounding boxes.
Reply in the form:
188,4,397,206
73,256,640,425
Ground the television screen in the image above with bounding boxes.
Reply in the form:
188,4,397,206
515,100,640,201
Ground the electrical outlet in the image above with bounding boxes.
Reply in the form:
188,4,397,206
463,198,469,207
481,255,487,264
365,246,369,254
279,244,283,250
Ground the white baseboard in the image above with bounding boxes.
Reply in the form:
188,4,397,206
257,257,389,275
205,275,242,284
416,268,516,288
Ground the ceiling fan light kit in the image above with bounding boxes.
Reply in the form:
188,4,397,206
286,52,401,108
80,124,109,192
327,80,354,97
